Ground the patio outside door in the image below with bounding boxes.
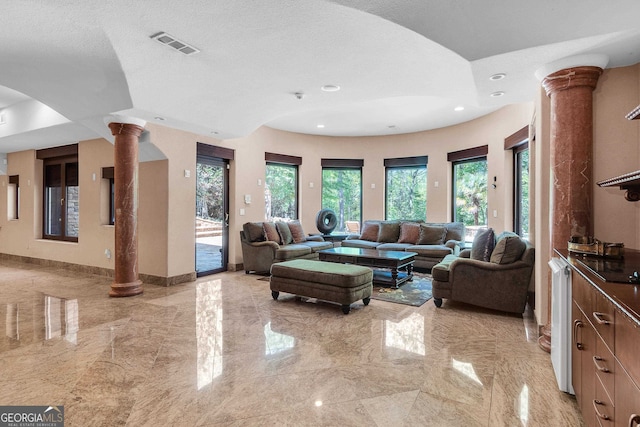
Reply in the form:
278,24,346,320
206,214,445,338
195,156,229,276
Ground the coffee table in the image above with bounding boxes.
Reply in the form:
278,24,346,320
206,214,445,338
318,247,416,288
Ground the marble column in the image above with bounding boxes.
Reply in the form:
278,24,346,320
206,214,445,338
538,64,603,352
107,119,145,297
542,66,602,250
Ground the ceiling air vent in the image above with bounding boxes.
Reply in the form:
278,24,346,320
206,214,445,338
150,32,200,56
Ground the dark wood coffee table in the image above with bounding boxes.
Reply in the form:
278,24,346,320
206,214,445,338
318,247,416,288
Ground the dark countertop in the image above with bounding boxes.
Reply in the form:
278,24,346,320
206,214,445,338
555,248,640,326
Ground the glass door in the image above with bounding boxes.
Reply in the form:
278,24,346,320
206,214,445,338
195,156,228,276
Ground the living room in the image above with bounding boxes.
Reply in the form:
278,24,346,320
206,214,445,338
1,2,640,425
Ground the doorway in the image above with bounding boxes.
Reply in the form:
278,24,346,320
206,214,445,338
195,155,229,276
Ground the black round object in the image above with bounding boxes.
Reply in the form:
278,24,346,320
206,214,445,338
316,209,338,234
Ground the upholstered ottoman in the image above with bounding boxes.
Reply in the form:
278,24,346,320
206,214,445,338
270,259,373,314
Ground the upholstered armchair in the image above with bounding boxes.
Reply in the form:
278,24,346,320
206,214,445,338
431,230,534,314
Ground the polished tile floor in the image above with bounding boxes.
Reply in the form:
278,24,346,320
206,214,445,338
0,260,583,426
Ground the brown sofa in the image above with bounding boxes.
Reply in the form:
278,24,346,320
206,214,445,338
240,220,333,274
341,220,466,270
431,230,534,313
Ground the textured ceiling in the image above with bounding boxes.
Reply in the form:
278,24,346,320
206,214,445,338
1,0,640,152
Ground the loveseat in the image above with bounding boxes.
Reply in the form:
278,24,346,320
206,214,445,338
431,229,534,313
341,220,466,270
240,221,333,274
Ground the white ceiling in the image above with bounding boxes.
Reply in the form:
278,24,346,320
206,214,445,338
1,0,640,152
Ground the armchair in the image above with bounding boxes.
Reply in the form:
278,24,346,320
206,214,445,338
431,231,534,313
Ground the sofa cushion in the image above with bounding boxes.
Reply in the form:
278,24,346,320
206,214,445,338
377,243,412,251
244,222,265,242
301,240,333,252
490,232,526,264
360,221,380,241
275,244,312,260
470,228,495,262
417,224,447,245
288,220,306,243
341,239,381,249
276,221,293,245
431,254,459,282
398,222,420,244
263,222,281,243
406,245,452,258
377,221,401,243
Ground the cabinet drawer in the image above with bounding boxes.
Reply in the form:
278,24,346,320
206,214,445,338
615,360,640,427
594,375,614,427
573,273,594,315
615,308,640,385
592,289,615,349
594,335,615,403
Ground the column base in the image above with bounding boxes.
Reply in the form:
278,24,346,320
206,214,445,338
537,324,551,353
109,279,143,297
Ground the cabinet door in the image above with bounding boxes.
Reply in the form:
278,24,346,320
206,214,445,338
615,361,640,427
574,300,597,426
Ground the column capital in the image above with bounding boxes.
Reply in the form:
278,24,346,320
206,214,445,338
541,66,603,97
107,122,145,138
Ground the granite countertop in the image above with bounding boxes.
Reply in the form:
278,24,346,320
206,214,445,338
555,248,640,326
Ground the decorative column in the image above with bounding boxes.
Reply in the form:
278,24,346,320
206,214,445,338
536,56,606,352
106,117,146,297
543,66,602,250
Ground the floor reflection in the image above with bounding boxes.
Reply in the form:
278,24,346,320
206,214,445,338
452,358,483,386
196,280,223,389
384,312,425,355
263,322,295,356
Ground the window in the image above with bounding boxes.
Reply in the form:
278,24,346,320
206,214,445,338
37,144,79,241
449,146,488,242
102,167,115,225
265,152,301,221
8,175,19,220
321,159,362,233
505,126,530,239
384,156,428,220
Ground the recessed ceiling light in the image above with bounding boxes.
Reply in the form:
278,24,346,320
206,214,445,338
211,131,219,135
490,91,505,97
489,73,507,81
388,125,396,129
154,116,165,121
454,106,464,111
317,124,325,128
321,85,340,92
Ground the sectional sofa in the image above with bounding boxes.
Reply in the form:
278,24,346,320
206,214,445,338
240,220,333,274
341,220,466,270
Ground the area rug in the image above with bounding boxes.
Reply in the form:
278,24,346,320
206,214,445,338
371,274,432,307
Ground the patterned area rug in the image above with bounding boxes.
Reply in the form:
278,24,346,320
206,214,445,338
371,274,433,307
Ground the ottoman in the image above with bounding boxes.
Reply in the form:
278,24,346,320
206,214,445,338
270,259,373,314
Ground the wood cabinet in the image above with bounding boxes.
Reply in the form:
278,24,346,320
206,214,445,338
566,254,640,427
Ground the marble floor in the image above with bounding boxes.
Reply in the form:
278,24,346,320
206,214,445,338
0,260,583,426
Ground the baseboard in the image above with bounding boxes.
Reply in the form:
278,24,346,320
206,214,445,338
0,253,195,287
228,262,243,272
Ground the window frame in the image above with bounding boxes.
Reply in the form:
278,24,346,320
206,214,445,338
321,158,363,233
8,175,19,220
264,152,301,221
448,146,489,241
37,144,79,242
504,126,530,238
102,167,115,226
383,156,428,221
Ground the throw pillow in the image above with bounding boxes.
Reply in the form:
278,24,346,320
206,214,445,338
276,221,293,245
398,222,420,244
470,228,495,261
417,224,447,245
263,222,281,243
359,221,380,241
288,220,306,243
244,222,265,242
490,232,526,264
377,221,401,243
